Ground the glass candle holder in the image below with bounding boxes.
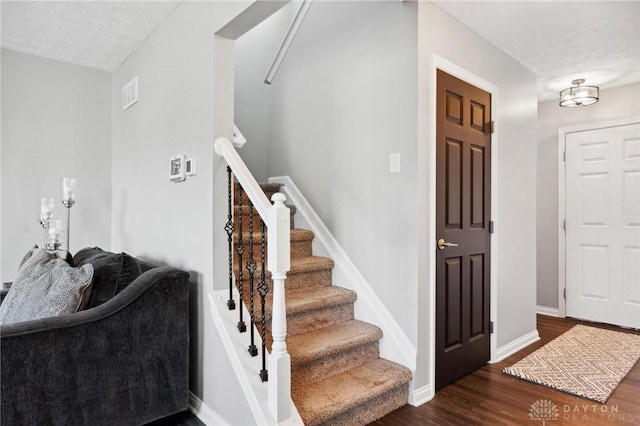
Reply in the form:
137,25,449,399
46,219,63,250
39,198,55,227
62,177,77,207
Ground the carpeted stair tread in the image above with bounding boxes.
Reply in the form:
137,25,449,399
263,286,357,320
289,256,334,273
287,320,382,364
235,228,314,244
292,358,413,426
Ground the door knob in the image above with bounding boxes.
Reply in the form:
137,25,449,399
437,238,459,250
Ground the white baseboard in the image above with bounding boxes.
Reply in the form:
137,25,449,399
189,391,229,426
408,383,433,407
493,330,540,363
537,305,559,317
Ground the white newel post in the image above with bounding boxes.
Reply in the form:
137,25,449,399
267,193,291,422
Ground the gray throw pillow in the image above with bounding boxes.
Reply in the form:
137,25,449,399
0,248,94,325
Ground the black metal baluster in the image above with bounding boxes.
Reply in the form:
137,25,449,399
258,219,269,382
247,201,258,356
225,167,236,310
234,185,246,333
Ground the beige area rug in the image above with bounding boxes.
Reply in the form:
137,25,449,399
503,324,640,403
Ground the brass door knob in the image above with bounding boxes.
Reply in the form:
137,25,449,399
437,238,459,250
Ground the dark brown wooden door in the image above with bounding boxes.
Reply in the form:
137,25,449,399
435,69,491,391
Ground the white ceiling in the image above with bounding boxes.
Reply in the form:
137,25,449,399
1,1,639,102
1,1,180,72
433,1,640,102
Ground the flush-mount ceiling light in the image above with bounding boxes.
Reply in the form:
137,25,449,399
559,79,599,107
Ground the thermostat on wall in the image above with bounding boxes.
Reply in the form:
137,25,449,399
170,155,186,182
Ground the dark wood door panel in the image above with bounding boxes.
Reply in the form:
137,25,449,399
445,139,463,230
444,256,462,350
436,69,491,391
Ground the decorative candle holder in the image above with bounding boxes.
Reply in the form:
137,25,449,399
39,198,55,247
37,179,77,252
45,219,63,251
61,177,77,251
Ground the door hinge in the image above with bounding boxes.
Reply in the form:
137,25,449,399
490,121,495,134
490,321,494,334
563,219,566,231
563,288,566,300
489,220,494,234
563,150,566,162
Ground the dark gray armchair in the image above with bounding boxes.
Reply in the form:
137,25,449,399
1,259,190,426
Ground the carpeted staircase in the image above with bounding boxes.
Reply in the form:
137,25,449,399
233,182,412,425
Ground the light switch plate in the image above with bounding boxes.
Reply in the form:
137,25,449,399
389,152,401,174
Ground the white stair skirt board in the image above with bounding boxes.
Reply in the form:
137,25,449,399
537,306,560,317
493,330,541,363
208,290,304,426
268,176,419,401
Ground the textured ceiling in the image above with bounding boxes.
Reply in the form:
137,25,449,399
1,1,180,72
433,1,640,102
1,1,639,101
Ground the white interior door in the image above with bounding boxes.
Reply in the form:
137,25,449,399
565,122,640,329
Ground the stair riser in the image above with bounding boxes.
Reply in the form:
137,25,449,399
312,383,410,426
256,303,354,348
291,342,380,393
233,207,295,231
231,238,312,262
234,268,333,293
234,184,282,203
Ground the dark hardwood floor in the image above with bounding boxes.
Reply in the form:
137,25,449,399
372,315,640,425
144,410,205,426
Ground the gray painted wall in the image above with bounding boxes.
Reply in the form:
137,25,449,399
1,49,112,282
536,82,640,309
418,0,538,353
234,4,292,182
236,0,539,393
109,2,257,424
417,2,539,388
267,0,420,344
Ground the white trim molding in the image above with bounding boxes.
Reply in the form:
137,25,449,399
536,306,559,317
493,330,540,363
557,116,640,319
408,383,433,407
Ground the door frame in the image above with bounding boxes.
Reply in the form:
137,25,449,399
556,116,640,318
427,55,499,394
